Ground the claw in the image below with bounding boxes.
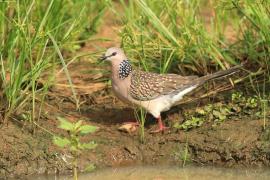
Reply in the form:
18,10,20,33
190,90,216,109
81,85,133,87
150,125,169,133
150,116,169,133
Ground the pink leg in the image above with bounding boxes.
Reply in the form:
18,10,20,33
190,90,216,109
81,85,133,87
150,116,169,133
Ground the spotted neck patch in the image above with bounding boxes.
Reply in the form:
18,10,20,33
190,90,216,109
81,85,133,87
119,60,132,79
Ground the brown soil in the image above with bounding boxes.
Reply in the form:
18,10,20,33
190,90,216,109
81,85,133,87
1,59,270,179
1,7,270,180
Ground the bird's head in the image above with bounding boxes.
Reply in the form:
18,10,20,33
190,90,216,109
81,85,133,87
100,47,132,79
100,47,127,63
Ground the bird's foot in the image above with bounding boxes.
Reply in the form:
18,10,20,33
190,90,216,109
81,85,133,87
150,125,169,133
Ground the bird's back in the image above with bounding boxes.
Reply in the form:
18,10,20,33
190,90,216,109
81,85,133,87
129,70,198,101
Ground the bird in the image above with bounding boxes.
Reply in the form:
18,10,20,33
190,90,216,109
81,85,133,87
100,47,241,133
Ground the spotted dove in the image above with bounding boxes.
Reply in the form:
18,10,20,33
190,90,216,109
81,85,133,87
100,47,241,132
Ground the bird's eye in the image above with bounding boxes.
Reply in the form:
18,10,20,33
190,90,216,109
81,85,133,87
112,52,117,56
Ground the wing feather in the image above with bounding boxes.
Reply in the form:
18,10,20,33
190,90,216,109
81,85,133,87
129,70,198,101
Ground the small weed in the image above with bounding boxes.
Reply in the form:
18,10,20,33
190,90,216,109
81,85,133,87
134,106,147,143
231,92,270,119
174,139,191,167
181,140,191,167
228,92,269,124
231,92,259,114
174,92,270,131
53,117,98,180
261,99,269,130
0,0,109,126
174,117,204,131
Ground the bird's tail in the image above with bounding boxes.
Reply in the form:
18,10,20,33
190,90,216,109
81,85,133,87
196,65,242,85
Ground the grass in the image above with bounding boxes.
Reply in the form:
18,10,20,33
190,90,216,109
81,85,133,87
119,0,233,73
118,0,269,78
116,0,269,130
1,0,267,127
174,137,191,167
0,0,268,136
134,106,147,143
0,0,109,127
182,139,190,167
0,0,269,177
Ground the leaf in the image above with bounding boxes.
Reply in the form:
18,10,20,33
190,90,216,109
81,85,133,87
220,108,228,116
70,146,79,152
53,136,70,148
213,110,221,118
219,114,226,120
79,125,98,134
213,110,226,120
231,104,241,113
57,117,74,131
195,107,205,115
84,164,96,172
176,117,204,131
75,120,83,130
173,122,181,129
204,104,213,112
80,141,97,150
208,113,214,121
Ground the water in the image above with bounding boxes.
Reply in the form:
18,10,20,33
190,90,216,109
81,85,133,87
28,166,270,180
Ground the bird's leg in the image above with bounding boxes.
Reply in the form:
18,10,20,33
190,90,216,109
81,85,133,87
151,116,169,133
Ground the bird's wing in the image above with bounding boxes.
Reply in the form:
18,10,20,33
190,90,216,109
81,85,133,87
129,70,198,101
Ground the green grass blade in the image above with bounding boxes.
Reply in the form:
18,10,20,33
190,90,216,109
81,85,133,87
48,32,79,109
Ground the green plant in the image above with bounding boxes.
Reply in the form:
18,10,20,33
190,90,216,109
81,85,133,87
134,106,147,143
174,139,191,167
0,0,108,126
174,91,269,131
118,0,241,74
232,92,270,128
232,92,258,108
53,117,98,180
174,117,204,131
181,140,190,167
116,0,269,95
261,99,269,130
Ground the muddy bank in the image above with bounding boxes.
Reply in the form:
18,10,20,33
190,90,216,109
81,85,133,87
0,61,269,179
1,96,270,179
0,60,269,179
88,113,270,168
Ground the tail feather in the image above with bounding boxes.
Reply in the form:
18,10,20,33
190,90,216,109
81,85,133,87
196,65,241,85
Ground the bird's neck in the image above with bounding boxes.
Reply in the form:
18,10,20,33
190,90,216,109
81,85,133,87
115,59,132,80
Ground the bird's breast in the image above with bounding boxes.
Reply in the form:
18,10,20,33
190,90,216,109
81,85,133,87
112,79,131,104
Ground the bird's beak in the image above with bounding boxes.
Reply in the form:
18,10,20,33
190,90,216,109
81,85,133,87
99,54,107,61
